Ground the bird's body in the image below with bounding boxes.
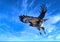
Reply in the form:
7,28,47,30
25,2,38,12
19,5,47,35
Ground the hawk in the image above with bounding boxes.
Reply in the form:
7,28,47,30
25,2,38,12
19,5,47,35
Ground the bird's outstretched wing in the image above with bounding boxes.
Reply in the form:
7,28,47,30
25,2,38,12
38,5,47,19
19,15,38,23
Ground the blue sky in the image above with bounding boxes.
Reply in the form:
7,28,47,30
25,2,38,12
0,0,60,41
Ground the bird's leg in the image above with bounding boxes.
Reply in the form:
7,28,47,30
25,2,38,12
39,32,42,35
41,26,46,34
37,27,42,35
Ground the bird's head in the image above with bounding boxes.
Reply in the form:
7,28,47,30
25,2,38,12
19,15,25,22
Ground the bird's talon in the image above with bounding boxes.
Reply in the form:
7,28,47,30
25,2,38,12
40,32,42,35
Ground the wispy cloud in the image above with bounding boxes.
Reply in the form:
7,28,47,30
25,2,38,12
44,12,60,33
56,34,60,40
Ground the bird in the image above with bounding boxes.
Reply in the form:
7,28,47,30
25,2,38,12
19,5,47,35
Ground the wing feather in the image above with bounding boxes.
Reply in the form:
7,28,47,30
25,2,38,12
19,15,38,23
38,5,47,19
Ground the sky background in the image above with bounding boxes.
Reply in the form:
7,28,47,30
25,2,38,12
0,0,60,41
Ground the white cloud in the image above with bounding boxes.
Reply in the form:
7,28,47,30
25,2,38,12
56,34,60,39
44,13,60,33
49,14,60,24
47,26,55,33
48,35,53,39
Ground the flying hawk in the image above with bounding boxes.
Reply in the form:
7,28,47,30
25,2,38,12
19,5,47,35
